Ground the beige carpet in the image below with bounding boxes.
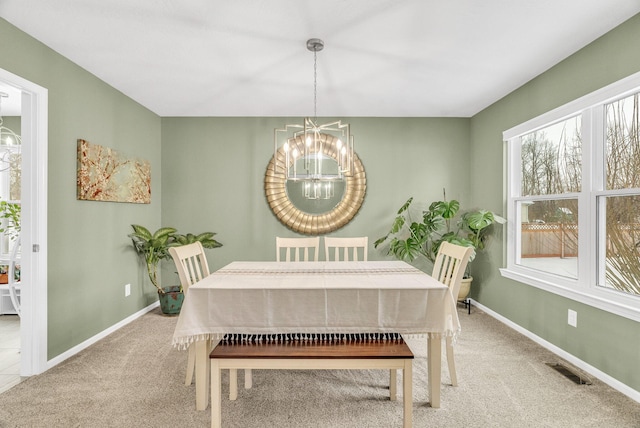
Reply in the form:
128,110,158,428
0,306,638,427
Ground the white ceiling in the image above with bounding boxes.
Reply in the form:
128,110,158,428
1,1,639,118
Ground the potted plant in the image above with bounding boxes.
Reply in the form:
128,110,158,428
374,190,504,300
0,200,21,243
0,200,21,284
128,224,222,314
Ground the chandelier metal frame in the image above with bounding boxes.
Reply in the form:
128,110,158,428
273,38,355,181
0,92,22,173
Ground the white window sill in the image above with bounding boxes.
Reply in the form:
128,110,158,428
500,268,640,323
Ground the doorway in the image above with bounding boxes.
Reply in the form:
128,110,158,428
0,67,48,379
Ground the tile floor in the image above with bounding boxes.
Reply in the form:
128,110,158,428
0,315,21,394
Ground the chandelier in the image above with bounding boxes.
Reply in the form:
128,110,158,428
273,39,354,200
0,92,22,173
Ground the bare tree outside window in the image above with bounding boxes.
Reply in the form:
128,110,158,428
518,97,640,296
507,77,640,315
604,93,640,296
519,117,581,278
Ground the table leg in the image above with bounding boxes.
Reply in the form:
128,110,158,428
196,339,211,411
211,359,222,428
427,334,441,408
403,359,413,428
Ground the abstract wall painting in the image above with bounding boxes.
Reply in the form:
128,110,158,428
77,139,151,204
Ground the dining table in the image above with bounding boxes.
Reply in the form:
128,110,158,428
172,260,461,411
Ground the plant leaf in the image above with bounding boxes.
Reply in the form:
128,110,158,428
397,197,413,214
464,210,495,231
152,227,177,240
130,224,151,240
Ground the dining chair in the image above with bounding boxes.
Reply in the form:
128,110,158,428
275,236,320,261
431,241,473,386
324,236,368,261
169,242,211,386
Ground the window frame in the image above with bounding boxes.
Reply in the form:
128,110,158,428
502,71,640,323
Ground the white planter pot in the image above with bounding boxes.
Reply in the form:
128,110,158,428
458,276,472,301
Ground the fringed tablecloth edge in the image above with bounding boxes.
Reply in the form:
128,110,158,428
172,329,460,350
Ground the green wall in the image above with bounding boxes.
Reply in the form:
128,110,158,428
160,117,471,275
1,10,639,396
0,16,472,363
0,18,162,359
470,13,640,392
2,116,20,135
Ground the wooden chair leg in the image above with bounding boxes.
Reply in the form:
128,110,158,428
185,345,196,386
244,369,252,389
445,336,457,386
389,369,397,401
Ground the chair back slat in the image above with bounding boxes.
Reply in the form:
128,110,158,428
324,236,368,261
276,237,320,262
431,242,473,300
169,242,211,293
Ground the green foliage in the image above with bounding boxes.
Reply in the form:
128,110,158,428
128,224,222,293
173,232,222,249
375,193,504,266
462,210,497,250
0,200,21,242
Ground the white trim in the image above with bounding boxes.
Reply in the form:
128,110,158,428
500,268,640,322
46,301,159,369
503,71,640,323
503,69,640,140
0,68,48,376
471,299,640,404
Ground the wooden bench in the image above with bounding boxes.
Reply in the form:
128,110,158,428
210,335,414,428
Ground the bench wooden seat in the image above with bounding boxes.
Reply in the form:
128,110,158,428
210,336,414,428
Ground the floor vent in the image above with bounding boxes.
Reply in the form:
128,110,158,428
546,363,592,385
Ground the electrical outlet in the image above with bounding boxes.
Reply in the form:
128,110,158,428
125,283,131,297
568,309,577,327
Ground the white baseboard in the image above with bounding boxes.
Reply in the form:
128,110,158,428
470,299,640,404
46,301,159,370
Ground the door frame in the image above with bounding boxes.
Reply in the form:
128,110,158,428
0,67,48,376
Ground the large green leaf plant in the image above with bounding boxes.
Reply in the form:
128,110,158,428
374,193,504,268
129,225,222,293
0,200,21,243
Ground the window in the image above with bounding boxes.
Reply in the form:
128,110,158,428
0,119,21,257
503,72,640,322
518,117,581,279
600,94,640,296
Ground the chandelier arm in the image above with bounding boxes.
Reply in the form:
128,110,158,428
273,38,354,191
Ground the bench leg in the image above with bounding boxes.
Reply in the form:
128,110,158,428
389,369,397,401
403,360,413,428
230,369,252,400
211,360,222,428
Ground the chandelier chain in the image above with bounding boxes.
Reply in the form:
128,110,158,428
313,49,318,123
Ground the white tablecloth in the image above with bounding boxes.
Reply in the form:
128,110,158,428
172,261,460,349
